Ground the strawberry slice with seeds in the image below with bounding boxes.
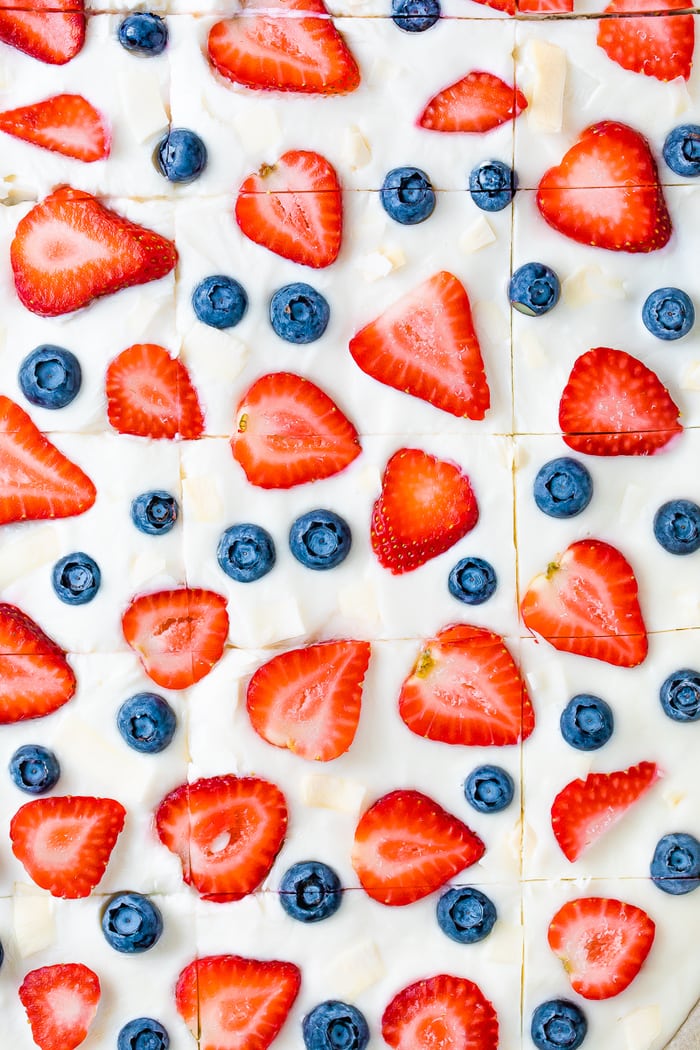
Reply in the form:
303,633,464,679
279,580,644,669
399,624,535,746
246,639,371,761
371,448,479,574
122,588,229,690
521,539,648,667
235,150,342,268
548,896,656,999
11,186,177,317
231,371,361,489
156,775,288,901
598,0,694,82
349,272,490,420
0,94,109,161
551,761,660,862
0,395,96,524
382,975,499,1050
537,121,671,253
352,789,485,905
176,955,300,1050
19,964,100,1050
0,0,85,65
10,796,126,897
559,347,681,456
0,604,76,724
418,71,527,133
105,343,204,440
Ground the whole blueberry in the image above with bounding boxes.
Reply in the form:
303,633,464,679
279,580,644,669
651,833,700,894
9,744,60,795
380,166,436,225
217,523,276,583
469,160,517,212
117,693,177,754
270,283,330,344
464,765,514,814
102,892,163,953
156,128,207,184
560,694,614,751
509,262,560,317
118,12,168,55
448,557,497,605
663,124,700,178
192,275,248,329
653,499,700,555
531,1000,587,1050
391,0,440,31
289,510,351,570
118,1018,170,1050
436,886,497,944
303,1001,369,1050
131,491,178,536
279,861,342,923
19,345,81,409
52,552,101,605
659,669,700,722
642,287,694,341
534,458,593,519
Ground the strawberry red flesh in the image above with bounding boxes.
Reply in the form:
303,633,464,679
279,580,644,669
597,0,694,82
0,0,85,66
0,93,109,161
382,974,499,1050
418,71,527,133
106,343,204,440
0,603,76,724
19,963,100,1050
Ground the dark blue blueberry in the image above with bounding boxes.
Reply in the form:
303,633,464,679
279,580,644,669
118,13,168,55
448,557,497,605
289,510,351,570
659,669,700,723
663,124,700,178
217,523,276,582
531,1001,587,1050
118,1017,170,1050
9,744,60,795
391,0,440,31
653,499,700,555
270,283,330,344
156,128,207,184
469,160,517,212
117,693,177,754
533,458,592,519
19,345,81,410
509,262,560,317
52,552,100,605
560,694,614,751
279,861,342,923
192,275,248,329
303,1000,369,1050
464,765,514,814
436,886,497,944
131,491,178,536
642,287,694,341
101,892,163,953
651,833,700,894
380,167,436,225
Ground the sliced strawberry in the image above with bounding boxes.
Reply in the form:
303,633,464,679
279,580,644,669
10,796,126,898
231,372,361,489
19,964,100,1050
518,0,573,10
122,588,229,690
352,789,485,906
467,0,514,12
0,94,109,161
382,974,499,1050
371,448,479,574
537,121,671,253
0,0,85,66
559,347,681,456
105,343,204,440
399,624,534,746
235,150,342,268
418,71,527,133
176,955,300,1050
349,272,490,420
598,0,694,82
11,186,177,317
548,896,656,999
521,539,648,667
551,761,660,862
0,604,76,724
156,775,288,901
0,395,96,524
